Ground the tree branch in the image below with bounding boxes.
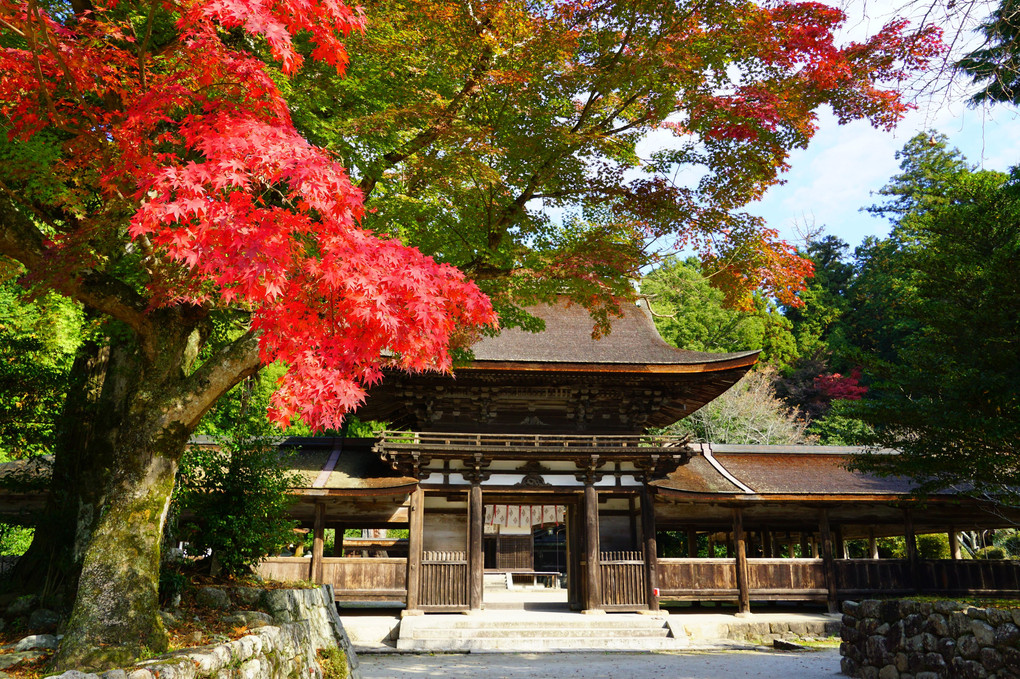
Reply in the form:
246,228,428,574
168,331,262,431
0,196,155,351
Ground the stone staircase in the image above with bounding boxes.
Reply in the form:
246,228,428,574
395,612,689,652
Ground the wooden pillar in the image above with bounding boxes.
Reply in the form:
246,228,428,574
904,508,919,592
708,533,716,558
949,526,962,560
405,486,424,613
583,482,602,612
312,502,326,585
819,509,838,613
333,525,345,557
800,533,810,559
811,536,819,558
567,503,581,610
726,534,734,558
835,525,846,560
628,496,639,550
640,485,659,611
868,528,879,560
686,527,698,558
732,508,750,615
468,482,484,611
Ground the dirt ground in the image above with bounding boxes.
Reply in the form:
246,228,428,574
356,648,843,679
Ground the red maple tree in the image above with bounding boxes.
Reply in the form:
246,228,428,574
0,0,941,668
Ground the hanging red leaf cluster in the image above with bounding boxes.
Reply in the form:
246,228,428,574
0,0,496,429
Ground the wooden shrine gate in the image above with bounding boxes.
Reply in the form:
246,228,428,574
420,550,469,610
599,550,647,610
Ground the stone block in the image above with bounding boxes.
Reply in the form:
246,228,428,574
826,621,843,636
919,603,933,617
967,607,989,622
883,601,903,622
987,609,1013,627
894,652,909,672
900,601,920,617
879,664,900,679
952,612,975,637
903,614,924,637
960,634,982,659
5,595,37,618
921,633,938,653
950,657,989,679
927,614,949,637
937,636,956,661
861,600,882,619
877,623,892,636
915,674,940,679
861,666,881,679
867,635,892,666
843,626,863,644
841,656,859,676
996,623,1020,648
905,635,924,653
1004,646,1020,673
233,587,264,608
923,652,946,672
844,601,861,616
14,633,58,651
907,652,924,673
28,608,59,631
195,587,231,610
974,620,997,647
1011,609,1020,630
981,647,1005,671
934,600,964,616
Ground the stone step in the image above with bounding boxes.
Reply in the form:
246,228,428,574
396,636,686,652
402,618,670,631
407,626,671,640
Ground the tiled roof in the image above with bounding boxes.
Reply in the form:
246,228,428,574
470,298,758,366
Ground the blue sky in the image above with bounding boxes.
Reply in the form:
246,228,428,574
748,0,1020,250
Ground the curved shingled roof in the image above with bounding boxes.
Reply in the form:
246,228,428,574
470,298,758,366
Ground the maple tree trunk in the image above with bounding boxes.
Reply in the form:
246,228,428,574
7,340,114,604
43,314,260,671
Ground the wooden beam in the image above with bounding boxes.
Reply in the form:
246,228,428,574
732,508,750,615
949,526,962,560
583,483,602,612
469,482,483,611
819,510,837,613
405,486,424,613
312,502,326,585
904,508,919,592
640,485,659,612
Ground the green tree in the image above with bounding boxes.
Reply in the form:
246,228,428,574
659,368,812,445
850,152,1020,501
642,257,797,369
958,0,1020,105
173,418,298,578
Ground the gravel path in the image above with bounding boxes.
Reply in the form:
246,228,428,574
357,649,843,679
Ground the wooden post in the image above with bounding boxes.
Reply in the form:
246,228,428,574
583,482,602,612
732,508,750,615
568,503,581,610
904,508,919,592
640,485,659,612
811,536,819,558
686,527,698,558
405,486,424,613
819,509,838,613
949,526,962,560
628,496,639,550
312,502,326,585
469,482,484,611
835,525,846,560
762,526,773,558
868,528,879,560
333,525,345,557
708,533,716,558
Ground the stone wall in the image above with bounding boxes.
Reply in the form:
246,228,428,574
48,585,360,679
840,598,1020,679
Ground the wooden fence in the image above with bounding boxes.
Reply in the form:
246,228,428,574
421,550,468,609
600,551,646,608
322,557,406,602
660,557,1020,603
257,557,312,583
657,558,737,599
747,558,826,600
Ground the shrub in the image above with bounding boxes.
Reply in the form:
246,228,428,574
916,533,951,559
173,417,298,577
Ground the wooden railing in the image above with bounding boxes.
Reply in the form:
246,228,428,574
257,557,311,583
660,557,1020,603
421,550,468,609
322,557,406,602
657,558,737,599
600,551,646,608
377,430,690,453
748,558,826,599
